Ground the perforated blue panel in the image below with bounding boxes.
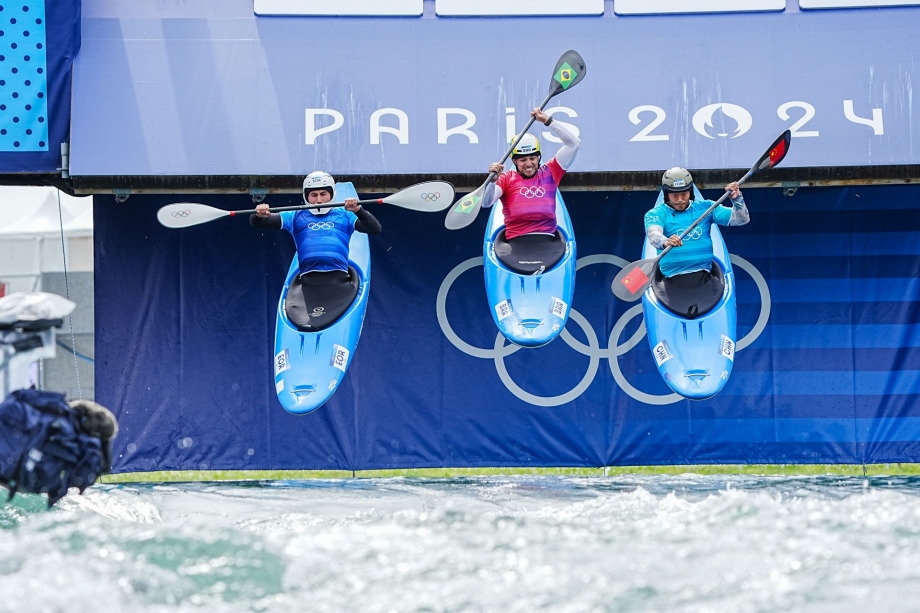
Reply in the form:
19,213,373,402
0,0,48,151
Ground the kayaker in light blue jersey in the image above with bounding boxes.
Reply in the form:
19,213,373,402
644,167,748,281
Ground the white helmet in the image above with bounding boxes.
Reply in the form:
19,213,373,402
511,133,541,159
302,171,336,215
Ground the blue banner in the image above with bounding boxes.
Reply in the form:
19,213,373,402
95,184,920,472
70,0,918,176
0,0,79,173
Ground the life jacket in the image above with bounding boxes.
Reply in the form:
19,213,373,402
0,389,108,507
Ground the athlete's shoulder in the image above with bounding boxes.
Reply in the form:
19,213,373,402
278,210,297,229
691,199,716,212
644,202,667,226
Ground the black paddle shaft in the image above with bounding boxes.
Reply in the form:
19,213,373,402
474,90,557,190
229,198,384,217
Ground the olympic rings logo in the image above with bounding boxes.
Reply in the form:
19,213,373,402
436,253,771,407
171,210,191,218
677,227,704,240
421,192,441,202
518,187,547,199
308,222,334,230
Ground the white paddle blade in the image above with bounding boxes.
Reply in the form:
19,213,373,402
611,259,657,302
383,181,456,212
157,203,230,228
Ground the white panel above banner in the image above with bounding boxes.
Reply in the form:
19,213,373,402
800,0,920,7
614,0,784,14
436,0,604,16
254,0,423,16
71,0,920,176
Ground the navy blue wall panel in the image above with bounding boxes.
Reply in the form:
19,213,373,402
95,185,920,471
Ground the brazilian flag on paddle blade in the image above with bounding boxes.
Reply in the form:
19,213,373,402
554,62,578,90
455,193,479,214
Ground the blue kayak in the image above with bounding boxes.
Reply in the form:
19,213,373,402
641,188,737,400
483,192,576,348
272,183,371,415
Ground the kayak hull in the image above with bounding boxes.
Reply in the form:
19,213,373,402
642,193,737,400
483,192,576,348
272,183,370,415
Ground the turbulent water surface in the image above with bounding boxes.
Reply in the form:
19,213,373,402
2,475,920,612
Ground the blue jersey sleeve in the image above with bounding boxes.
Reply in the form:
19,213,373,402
711,200,733,226
279,211,296,233
346,210,359,228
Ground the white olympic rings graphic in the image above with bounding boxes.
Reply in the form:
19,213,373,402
436,254,771,407
171,210,191,218
421,192,441,202
677,227,705,240
308,222,335,230
518,186,547,198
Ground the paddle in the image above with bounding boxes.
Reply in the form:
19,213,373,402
610,130,792,302
444,49,587,230
157,181,456,229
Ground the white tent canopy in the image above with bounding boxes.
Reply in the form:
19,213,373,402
0,187,92,238
0,187,94,295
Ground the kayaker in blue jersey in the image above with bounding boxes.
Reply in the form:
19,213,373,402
644,167,748,314
250,171,381,320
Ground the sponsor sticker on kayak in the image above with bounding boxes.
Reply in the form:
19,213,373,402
652,340,673,367
719,335,735,361
550,297,568,318
331,344,349,372
495,299,513,322
275,349,291,375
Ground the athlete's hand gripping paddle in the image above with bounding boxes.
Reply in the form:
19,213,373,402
610,130,792,302
157,181,455,229
444,49,587,231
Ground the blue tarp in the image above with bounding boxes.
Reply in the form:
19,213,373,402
0,0,80,172
95,185,920,471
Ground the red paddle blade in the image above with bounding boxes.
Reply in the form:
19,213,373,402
611,259,656,302
621,267,650,294
755,130,792,172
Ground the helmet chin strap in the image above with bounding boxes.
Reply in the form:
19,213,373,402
312,207,332,215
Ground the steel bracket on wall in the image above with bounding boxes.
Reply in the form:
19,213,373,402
250,188,268,204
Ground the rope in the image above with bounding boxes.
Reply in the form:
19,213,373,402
57,190,82,400
56,339,95,364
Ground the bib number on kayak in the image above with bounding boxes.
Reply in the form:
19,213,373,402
550,297,568,318
331,344,350,372
495,300,513,322
652,340,673,367
719,335,735,361
275,349,291,375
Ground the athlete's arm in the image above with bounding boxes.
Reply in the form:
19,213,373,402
728,196,749,226
546,119,581,170
481,163,505,209
250,213,282,230
722,182,749,226
353,207,382,234
646,225,669,250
